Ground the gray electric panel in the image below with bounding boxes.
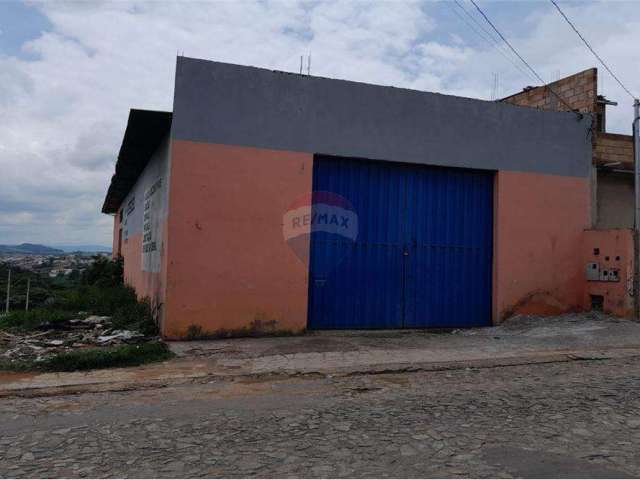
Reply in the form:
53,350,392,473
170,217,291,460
586,262,600,281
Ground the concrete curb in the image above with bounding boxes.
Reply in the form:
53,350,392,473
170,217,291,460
1,347,638,399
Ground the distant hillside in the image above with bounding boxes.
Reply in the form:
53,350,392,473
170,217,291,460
0,243,65,255
55,245,112,253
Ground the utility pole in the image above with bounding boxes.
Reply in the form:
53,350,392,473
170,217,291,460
635,99,640,229
634,99,640,319
25,277,30,312
4,268,10,314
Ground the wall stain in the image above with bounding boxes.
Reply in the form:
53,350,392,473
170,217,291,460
502,289,580,321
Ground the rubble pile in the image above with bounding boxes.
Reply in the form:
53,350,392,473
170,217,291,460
0,315,153,364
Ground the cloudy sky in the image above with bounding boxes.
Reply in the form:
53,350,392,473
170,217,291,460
1,0,639,247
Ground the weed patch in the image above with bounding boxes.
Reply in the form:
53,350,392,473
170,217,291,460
0,285,158,335
0,342,173,372
0,309,75,332
1,257,158,335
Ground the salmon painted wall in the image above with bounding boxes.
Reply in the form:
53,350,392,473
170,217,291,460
494,170,591,320
163,141,313,339
117,230,166,303
583,229,634,318
111,215,164,300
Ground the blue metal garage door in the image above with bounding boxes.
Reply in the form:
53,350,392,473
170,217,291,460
308,156,493,329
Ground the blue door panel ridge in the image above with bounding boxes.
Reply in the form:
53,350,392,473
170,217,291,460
308,155,493,329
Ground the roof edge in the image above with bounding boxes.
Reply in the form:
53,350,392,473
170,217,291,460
102,109,172,214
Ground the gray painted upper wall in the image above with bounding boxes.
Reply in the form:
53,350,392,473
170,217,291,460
172,56,592,178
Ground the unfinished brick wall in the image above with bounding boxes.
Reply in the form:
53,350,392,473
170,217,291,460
504,68,634,166
593,133,634,168
503,68,599,126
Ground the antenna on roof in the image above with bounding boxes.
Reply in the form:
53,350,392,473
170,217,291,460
490,72,498,100
490,73,493,100
300,56,303,74
307,55,311,75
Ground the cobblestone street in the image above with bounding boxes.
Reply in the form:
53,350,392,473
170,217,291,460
2,356,640,478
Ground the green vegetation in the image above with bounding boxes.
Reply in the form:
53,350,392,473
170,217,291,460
0,309,76,331
0,257,168,372
0,256,123,312
0,263,70,312
0,342,173,372
81,255,123,288
0,256,158,335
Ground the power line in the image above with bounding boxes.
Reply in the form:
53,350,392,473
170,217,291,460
449,0,536,82
468,0,579,113
456,0,523,65
447,2,532,81
447,1,492,45
469,0,544,84
456,0,498,43
549,0,637,100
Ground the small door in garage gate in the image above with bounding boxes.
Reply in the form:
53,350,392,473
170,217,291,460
307,155,494,329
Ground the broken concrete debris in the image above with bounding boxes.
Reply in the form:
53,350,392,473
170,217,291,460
0,315,154,364
97,330,143,345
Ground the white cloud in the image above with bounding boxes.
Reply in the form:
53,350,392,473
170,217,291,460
1,0,639,245
0,212,34,225
504,0,640,131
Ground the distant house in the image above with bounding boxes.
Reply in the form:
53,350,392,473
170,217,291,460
103,56,613,339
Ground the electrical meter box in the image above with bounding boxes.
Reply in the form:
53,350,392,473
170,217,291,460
609,268,620,282
586,262,600,281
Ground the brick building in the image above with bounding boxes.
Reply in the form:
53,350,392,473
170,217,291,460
502,68,634,229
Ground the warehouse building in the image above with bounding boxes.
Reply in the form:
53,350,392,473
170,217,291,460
103,56,594,339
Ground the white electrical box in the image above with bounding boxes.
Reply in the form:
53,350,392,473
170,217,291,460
609,268,620,282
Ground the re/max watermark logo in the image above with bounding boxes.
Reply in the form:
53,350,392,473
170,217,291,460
290,210,352,230
283,203,357,241
283,191,358,267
